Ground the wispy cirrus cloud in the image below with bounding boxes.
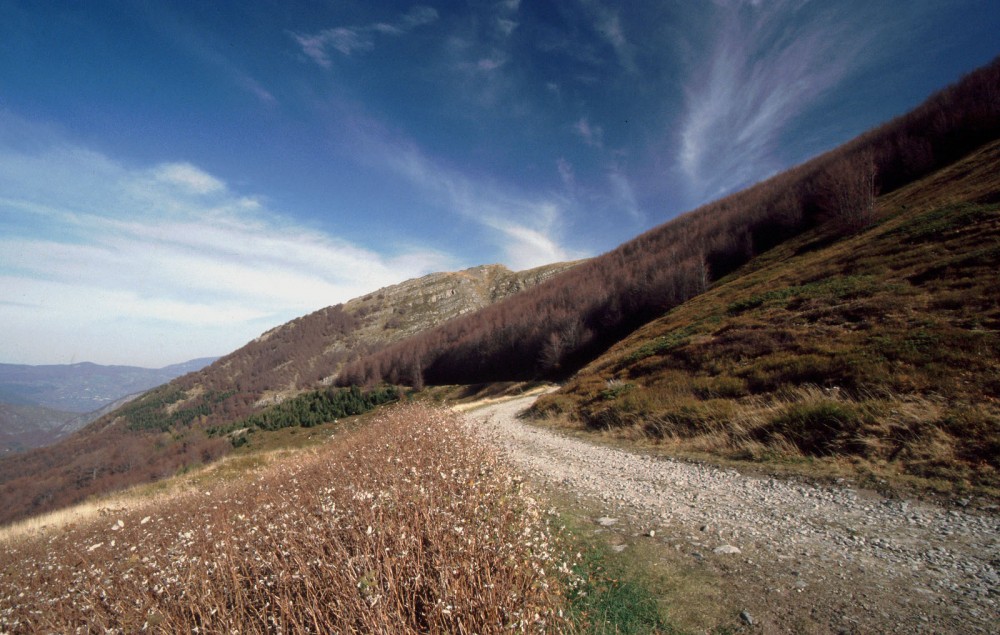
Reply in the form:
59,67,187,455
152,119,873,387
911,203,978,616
294,5,439,67
573,117,604,148
578,0,635,73
0,114,449,365
134,3,277,106
341,111,583,270
677,0,878,203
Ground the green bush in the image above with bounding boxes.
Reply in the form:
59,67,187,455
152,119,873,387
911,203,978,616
207,385,400,437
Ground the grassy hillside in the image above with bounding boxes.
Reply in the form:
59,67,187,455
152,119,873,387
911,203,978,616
0,404,573,633
531,139,1000,496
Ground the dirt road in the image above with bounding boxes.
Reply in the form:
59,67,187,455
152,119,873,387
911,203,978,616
463,394,1000,633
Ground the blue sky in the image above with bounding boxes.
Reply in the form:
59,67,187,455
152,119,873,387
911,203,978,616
1,1,998,367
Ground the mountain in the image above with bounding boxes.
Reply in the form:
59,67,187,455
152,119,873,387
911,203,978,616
0,358,217,454
200,262,578,404
0,403,77,455
0,358,218,413
2,57,998,525
0,262,576,524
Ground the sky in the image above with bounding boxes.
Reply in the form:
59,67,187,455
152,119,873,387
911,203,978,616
1,1,998,368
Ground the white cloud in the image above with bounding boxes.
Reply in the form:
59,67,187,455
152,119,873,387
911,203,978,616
342,112,583,270
608,170,642,221
578,0,635,72
573,117,604,148
153,162,225,195
0,126,450,366
496,18,518,37
677,0,876,203
477,56,506,72
294,5,439,67
556,158,575,190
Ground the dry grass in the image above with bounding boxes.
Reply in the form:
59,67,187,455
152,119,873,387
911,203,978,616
0,404,574,633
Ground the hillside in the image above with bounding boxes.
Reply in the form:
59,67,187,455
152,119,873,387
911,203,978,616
531,138,1000,494
203,262,576,403
0,262,574,524
0,404,573,633
0,403,76,454
336,57,1000,390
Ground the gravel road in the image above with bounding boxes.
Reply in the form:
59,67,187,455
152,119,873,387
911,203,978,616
464,394,1000,634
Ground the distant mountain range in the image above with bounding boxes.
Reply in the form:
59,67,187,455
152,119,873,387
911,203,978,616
0,358,216,453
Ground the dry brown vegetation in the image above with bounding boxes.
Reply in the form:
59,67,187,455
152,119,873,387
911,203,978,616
531,138,1000,496
0,404,574,633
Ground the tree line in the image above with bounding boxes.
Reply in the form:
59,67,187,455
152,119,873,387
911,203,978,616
207,385,400,438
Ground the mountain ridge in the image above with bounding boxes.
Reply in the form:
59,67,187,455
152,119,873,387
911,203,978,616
0,358,218,454
0,357,218,413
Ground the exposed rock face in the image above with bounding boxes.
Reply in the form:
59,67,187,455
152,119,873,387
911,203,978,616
342,263,578,347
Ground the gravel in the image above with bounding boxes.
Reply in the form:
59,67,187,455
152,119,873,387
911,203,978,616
464,395,1000,634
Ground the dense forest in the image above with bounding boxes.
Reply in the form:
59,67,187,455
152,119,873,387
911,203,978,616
336,57,1000,389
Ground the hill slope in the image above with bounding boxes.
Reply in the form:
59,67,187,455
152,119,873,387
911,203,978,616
0,403,77,454
0,358,216,454
0,262,575,524
336,56,1000,390
531,138,1000,494
202,262,576,403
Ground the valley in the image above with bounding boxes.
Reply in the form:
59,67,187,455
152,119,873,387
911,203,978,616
0,359,217,454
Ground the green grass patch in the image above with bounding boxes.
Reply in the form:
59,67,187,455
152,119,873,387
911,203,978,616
566,545,676,634
890,203,998,244
625,327,697,364
726,275,878,315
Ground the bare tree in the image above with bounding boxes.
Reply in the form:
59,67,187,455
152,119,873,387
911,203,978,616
820,149,880,233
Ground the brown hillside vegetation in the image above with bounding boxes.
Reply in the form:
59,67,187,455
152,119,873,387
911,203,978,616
531,138,1000,495
337,56,1000,390
172,261,576,408
0,405,572,633
0,263,571,526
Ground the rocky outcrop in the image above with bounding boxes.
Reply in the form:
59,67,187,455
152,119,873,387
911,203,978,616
343,262,579,346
